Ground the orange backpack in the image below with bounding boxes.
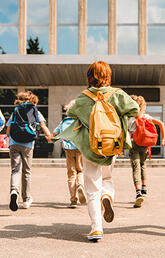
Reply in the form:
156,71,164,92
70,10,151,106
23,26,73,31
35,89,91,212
82,88,124,157
133,117,158,147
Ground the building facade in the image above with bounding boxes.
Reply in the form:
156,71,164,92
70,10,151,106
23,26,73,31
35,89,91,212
0,0,165,158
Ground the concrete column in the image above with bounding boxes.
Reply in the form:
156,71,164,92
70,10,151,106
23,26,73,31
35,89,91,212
79,0,87,54
49,0,57,54
108,0,116,55
139,0,147,55
48,87,62,157
18,0,27,54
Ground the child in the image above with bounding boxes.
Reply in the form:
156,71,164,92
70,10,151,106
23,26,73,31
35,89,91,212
54,61,140,241
128,95,165,208
50,100,86,208
6,91,51,211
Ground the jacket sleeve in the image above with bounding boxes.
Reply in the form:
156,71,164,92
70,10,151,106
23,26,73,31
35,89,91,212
109,90,140,117
109,90,140,149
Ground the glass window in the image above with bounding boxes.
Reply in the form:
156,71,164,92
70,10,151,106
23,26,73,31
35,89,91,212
146,106,162,113
57,26,78,54
27,26,49,54
0,1,19,23
27,0,49,24
0,89,17,124
117,0,138,23
0,26,18,54
148,27,165,55
117,26,138,55
58,0,78,24
148,0,165,23
87,0,108,24
87,26,108,54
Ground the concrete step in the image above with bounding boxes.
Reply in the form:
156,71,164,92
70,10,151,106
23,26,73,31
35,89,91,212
0,158,165,168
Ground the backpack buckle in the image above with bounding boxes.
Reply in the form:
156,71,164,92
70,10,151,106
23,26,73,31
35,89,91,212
114,141,120,149
97,140,102,149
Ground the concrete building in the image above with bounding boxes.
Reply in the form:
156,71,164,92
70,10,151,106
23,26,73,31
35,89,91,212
0,0,165,158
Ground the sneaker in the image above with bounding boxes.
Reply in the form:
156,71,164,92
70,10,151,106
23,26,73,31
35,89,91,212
77,185,86,204
23,197,33,209
134,194,144,208
9,190,18,212
141,189,147,197
102,197,114,223
88,231,103,242
68,201,77,208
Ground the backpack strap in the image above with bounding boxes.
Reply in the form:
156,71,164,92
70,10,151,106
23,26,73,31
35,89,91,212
82,89,98,101
82,88,121,102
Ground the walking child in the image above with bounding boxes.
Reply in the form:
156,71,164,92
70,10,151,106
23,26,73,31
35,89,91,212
128,95,165,208
54,61,140,241
6,91,51,211
50,100,86,208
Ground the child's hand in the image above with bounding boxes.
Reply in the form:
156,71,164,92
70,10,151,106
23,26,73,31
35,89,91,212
162,138,165,146
45,134,53,142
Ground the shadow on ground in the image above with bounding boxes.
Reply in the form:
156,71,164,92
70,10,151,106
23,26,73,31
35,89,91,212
1,224,165,242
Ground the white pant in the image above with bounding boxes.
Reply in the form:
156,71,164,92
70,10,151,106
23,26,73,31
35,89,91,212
83,156,116,233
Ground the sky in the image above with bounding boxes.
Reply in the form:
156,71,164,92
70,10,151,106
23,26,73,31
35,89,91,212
0,0,165,55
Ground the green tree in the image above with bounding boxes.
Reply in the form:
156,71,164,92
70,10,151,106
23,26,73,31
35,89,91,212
26,36,44,54
0,46,6,54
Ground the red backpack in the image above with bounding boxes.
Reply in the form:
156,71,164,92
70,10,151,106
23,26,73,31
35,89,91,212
133,117,158,147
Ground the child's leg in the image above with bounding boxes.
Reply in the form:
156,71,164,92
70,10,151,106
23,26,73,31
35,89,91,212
75,150,84,186
83,157,103,234
101,156,116,202
101,156,116,223
129,145,141,190
129,143,144,207
21,146,33,202
10,145,22,195
65,150,78,203
140,147,148,196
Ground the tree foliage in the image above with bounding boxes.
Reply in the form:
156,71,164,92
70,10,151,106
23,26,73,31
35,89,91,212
26,37,44,54
0,46,6,54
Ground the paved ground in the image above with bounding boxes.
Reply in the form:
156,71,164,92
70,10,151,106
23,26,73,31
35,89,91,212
0,166,165,258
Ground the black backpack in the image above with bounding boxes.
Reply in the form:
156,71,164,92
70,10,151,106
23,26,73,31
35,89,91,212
10,103,40,143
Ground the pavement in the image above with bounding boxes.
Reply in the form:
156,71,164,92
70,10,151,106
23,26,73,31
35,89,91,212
0,165,165,258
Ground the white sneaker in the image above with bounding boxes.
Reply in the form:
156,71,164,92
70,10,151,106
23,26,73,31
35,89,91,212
9,190,18,212
23,197,33,209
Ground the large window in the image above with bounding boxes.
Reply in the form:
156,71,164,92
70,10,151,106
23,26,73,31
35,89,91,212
117,0,138,55
57,0,78,54
0,1,19,54
27,0,49,54
0,89,17,132
87,0,108,54
147,0,165,55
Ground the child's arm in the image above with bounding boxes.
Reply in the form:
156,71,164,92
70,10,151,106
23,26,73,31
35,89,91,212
152,118,165,146
40,121,51,142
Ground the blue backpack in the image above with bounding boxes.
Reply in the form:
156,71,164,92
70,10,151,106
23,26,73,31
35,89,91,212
10,103,40,143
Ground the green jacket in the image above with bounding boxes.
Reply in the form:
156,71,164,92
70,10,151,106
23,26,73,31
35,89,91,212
54,86,139,165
